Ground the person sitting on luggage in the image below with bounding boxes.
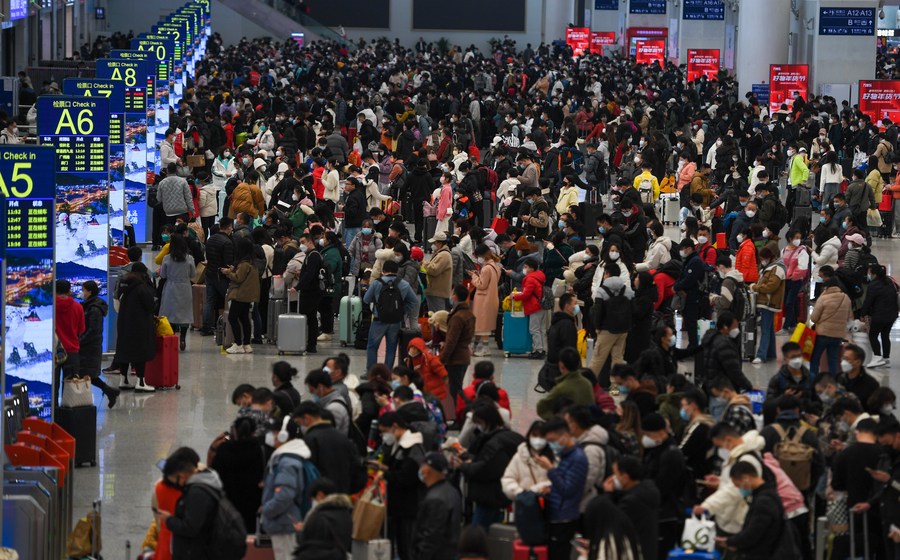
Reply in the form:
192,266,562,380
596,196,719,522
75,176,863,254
536,347,595,420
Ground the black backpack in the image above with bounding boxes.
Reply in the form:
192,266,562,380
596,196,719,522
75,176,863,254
599,286,632,333
514,491,548,546
338,244,351,277
375,277,405,323
316,253,335,295
193,484,248,560
772,197,789,230
722,276,750,321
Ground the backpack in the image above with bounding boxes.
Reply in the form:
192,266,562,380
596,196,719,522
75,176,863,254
722,276,750,321
514,491,548,546
375,277,405,323
319,260,335,295
580,440,621,482
193,484,248,560
391,164,408,193
540,284,554,310
535,363,560,393
600,286,632,333
771,424,814,491
558,146,584,175
586,152,607,184
147,186,160,208
772,197,789,230
410,420,440,451
854,246,878,277
835,267,864,300
638,177,654,203
481,166,499,191
338,245,351,277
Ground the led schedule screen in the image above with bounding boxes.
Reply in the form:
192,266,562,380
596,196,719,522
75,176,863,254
0,146,56,419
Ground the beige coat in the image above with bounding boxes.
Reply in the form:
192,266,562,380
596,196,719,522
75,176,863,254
470,261,500,334
424,246,453,298
810,285,851,339
501,443,552,500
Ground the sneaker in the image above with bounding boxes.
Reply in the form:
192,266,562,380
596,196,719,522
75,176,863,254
751,357,763,365
893,232,900,238
103,366,121,375
243,345,254,354
135,379,156,393
107,388,121,409
317,333,333,342
867,357,886,368
225,344,245,354
119,378,134,391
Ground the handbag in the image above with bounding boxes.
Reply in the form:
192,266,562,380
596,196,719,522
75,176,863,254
61,376,94,408
66,507,101,557
867,208,883,227
790,323,816,362
192,261,207,284
351,482,386,541
155,316,175,336
423,201,437,218
680,513,716,552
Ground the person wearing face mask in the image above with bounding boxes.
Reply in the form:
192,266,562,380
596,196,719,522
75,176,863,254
780,228,810,332
609,364,657,419
733,227,759,283
859,264,899,368
423,232,452,312
372,412,426,560
637,412,688,556
0,119,20,144
410,452,463,560
808,266,852,379
532,418,588,560
765,341,813,405
292,401,363,498
293,478,354,560
501,420,554,500
701,312,753,392
468,244,501,357
759,394,825,491
835,344,881,412
749,246,785,364
678,390,715,479
676,152,697,193
635,221,672,273
729,200,758,250
719,460,799,558
600,456,661,560
348,218,383,278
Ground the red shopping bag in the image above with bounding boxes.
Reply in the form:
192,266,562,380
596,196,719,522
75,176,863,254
790,323,816,361
491,216,509,234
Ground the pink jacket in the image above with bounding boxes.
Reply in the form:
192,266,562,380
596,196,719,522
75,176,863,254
781,244,809,282
762,452,806,516
436,183,453,219
678,162,697,190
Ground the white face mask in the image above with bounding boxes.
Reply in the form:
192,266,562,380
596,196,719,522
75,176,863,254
745,210,756,218
787,150,795,157
292,193,300,202
717,447,730,461
382,432,396,446
392,255,403,263
633,156,641,164
762,230,770,239
736,234,745,243
792,238,801,247
698,235,708,245
716,139,722,147
729,327,741,339
264,432,276,447
679,250,688,259
788,357,804,370
613,475,623,491
641,435,659,449
841,359,853,373
529,437,547,450
608,251,619,261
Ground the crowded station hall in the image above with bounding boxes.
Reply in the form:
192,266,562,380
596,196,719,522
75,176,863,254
4,0,900,559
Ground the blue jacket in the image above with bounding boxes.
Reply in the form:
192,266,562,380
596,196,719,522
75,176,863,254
547,445,588,522
261,439,312,535
363,274,419,322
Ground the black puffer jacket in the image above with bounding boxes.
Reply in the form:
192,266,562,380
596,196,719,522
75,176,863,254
700,330,752,392
726,480,798,560
204,231,234,276
78,296,108,375
458,428,525,508
343,186,367,228
547,311,577,364
860,278,900,324
294,494,354,560
407,166,436,202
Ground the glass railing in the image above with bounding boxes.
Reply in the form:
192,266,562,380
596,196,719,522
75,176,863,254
258,0,351,46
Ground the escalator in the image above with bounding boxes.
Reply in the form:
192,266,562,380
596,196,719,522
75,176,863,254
216,0,350,46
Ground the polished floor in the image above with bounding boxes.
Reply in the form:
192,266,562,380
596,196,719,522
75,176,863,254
71,227,900,559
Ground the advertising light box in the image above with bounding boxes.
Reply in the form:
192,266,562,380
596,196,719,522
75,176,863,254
769,64,809,114
687,49,720,82
566,27,591,57
591,32,616,55
635,39,666,65
0,146,56,418
859,80,900,128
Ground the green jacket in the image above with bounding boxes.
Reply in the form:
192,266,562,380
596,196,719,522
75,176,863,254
289,207,308,237
537,369,595,420
788,154,809,188
541,243,574,282
321,244,343,291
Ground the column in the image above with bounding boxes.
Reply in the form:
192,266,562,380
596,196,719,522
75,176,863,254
735,0,791,90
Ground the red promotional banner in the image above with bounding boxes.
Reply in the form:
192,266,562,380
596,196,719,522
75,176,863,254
768,64,809,114
635,39,666,65
860,80,900,128
590,31,616,55
687,49,720,82
566,27,591,57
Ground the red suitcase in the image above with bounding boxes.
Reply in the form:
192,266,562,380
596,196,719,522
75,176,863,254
243,536,274,560
145,335,180,389
192,284,205,330
513,540,547,560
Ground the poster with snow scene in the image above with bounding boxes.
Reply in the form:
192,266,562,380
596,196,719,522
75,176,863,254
0,145,56,419
37,95,110,305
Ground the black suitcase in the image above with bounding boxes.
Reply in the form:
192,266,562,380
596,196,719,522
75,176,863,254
741,316,757,361
424,216,437,245
579,202,602,236
879,210,893,238
56,405,97,467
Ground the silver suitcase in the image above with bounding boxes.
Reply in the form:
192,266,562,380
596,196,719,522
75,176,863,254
486,523,518,560
351,538,391,560
277,296,307,355
659,193,681,224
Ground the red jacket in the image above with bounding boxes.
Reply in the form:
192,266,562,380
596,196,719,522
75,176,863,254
697,243,717,267
56,295,85,353
513,269,546,315
312,167,326,200
651,269,676,311
456,378,511,420
405,337,448,400
735,238,759,283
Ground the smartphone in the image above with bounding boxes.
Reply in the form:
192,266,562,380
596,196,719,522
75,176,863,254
156,458,167,472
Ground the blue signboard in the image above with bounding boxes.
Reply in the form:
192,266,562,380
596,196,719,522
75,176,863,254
752,84,770,107
37,96,110,331
629,0,666,14
1,145,56,419
595,0,619,9
97,55,156,243
819,7,875,36
683,0,724,20
10,0,28,20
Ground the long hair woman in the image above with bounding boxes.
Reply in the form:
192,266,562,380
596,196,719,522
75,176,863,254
159,234,197,350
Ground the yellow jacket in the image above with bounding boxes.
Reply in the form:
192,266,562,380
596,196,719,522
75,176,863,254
633,171,660,201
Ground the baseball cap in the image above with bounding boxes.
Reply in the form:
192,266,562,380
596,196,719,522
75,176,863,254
423,451,449,473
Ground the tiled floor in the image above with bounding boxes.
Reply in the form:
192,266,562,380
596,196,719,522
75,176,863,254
65,227,900,558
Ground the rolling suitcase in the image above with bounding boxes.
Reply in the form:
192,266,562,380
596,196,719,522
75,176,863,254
339,294,363,347
513,541,547,560
502,311,532,356
487,524,518,560
351,538,391,560
191,284,205,330
146,335,180,389
216,308,235,349
794,185,811,207
56,405,97,467
659,193,681,225
424,216,437,245
741,315,757,361
244,535,275,560
267,298,287,344
277,295,308,355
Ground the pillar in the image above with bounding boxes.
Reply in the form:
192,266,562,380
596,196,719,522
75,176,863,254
735,0,791,90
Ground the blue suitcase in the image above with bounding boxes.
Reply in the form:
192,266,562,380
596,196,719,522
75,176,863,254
502,312,532,357
667,548,720,560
